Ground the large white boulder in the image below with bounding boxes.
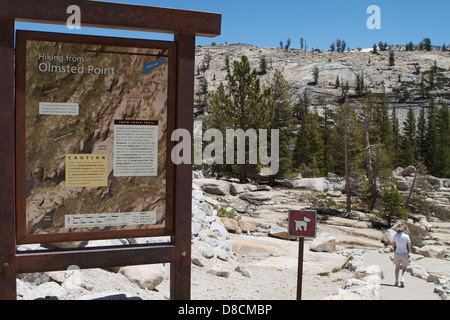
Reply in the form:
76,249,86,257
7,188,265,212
293,177,330,192
310,233,336,252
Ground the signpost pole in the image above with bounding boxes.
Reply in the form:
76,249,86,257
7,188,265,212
296,238,305,300
288,209,317,301
171,32,195,300
0,17,16,300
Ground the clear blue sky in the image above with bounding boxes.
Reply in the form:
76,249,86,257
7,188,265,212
16,0,449,50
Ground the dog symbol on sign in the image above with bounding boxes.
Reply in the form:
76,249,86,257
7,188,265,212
294,216,311,232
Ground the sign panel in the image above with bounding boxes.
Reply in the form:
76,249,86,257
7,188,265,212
288,210,317,238
15,31,176,244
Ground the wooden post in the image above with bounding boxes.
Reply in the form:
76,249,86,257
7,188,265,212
170,33,195,300
296,238,305,300
0,17,16,300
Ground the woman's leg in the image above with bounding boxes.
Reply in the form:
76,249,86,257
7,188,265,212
394,264,401,285
400,265,407,287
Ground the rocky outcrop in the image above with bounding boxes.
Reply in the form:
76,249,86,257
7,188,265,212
324,251,382,300
16,174,449,300
392,165,450,212
195,44,450,129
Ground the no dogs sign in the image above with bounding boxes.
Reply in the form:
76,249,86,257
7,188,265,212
288,210,317,238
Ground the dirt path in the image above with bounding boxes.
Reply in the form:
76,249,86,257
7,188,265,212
363,251,440,300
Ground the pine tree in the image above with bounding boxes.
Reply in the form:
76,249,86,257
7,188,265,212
376,177,409,227
391,107,401,167
259,56,268,75
376,91,394,151
405,42,414,51
329,100,363,212
360,93,377,209
355,73,365,97
436,103,450,178
424,98,438,175
293,90,310,121
341,80,349,98
312,66,319,84
330,42,335,52
267,70,294,182
293,108,325,177
416,105,427,162
321,105,335,175
421,38,432,51
206,55,274,183
389,50,395,66
420,75,426,98
224,54,230,71
372,44,378,54
196,77,208,112
199,52,212,73
362,93,394,209
400,107,417,167
285,38,291,51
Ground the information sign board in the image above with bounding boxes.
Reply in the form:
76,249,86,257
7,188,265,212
15,31,176,244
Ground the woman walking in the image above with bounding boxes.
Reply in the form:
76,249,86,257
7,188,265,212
392,222,412,287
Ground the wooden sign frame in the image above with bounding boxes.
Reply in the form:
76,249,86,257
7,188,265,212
0,0,221,300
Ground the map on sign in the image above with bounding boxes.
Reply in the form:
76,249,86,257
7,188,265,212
16,32,174,243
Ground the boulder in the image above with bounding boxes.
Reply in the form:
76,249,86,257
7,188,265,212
407,264,429,280
397,180,412,191
392,166,404,177
191,251,209,267
192,241,215,259
381,229,396,245
293,177,329,192
238,221,257,233
208,264,230,278
444,179,450,188
219,217,241,234
417,216,432,232
365,265,383,278
346,257,364,271
22,282,67,300
230,183,247,195
192,189,205,202
239,191,274,202
192,204,207,223
193,179,230,195
193,170,204,179
230,236,290,257
327,190,342,197
417,245,446,259
119,265,164,291
401,165,416,177
427,176,442,189
235,266,252,278
310,233,336,252
209,221,230,240
268,225,292,240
